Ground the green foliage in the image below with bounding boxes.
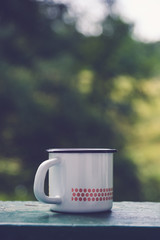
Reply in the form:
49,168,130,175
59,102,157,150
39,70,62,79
0,0,160,201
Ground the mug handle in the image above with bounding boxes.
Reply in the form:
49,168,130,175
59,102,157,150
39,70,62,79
33,158,62,204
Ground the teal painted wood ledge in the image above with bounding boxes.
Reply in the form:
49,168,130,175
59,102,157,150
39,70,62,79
0,201,160,240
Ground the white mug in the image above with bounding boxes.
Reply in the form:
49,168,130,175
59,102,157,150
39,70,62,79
33,148,117,213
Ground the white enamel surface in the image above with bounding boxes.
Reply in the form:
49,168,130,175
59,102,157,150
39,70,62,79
48,152,113,213
34,152,114,213
33,158,62,204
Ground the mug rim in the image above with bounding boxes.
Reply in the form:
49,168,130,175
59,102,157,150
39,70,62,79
47,148,117,153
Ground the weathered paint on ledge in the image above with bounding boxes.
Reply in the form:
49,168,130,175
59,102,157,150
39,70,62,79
0,201,160,240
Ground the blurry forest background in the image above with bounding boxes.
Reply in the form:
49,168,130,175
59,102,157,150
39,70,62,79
1,0,160,201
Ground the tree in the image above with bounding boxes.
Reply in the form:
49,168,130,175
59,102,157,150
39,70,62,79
0,0,160,200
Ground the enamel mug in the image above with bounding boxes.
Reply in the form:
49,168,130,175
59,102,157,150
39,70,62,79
33,148,117,213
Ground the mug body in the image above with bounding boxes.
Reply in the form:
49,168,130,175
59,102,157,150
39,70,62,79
48,149,115,213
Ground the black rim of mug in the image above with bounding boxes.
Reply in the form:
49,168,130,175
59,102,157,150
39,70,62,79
47,148,117,153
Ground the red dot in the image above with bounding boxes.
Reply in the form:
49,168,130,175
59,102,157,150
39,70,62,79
106,188,108,192
79,188,82,192
103,197,105,201
90,193,93,197
75,188,78,192
102,193,104,197
84,188,87,192
75,197,78,201
94,193,97,197
88,198,91,201
81,193,84,197
100,197,102,201
92,188,95,192
103,188,105,192
92,197,95,201
77,193,80,197
79,197,82,201
73,193,76,197
96,197,99,201
72,188,74,192
83,197,87,201
96,188,99,192
88,189,91,192
98,193,101,197
86,193,89,197
72,197,74,201
106,197,108,200
100,189,102,192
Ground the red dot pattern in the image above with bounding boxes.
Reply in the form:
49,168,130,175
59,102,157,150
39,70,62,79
71,188,113,202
